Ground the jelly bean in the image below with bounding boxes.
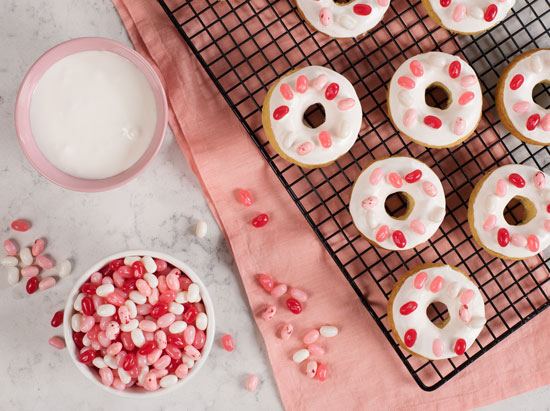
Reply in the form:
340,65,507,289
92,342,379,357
106,322,120,340
50,310,64,328
220,334,234,352
182,304,199,324
508,173,525,188
140,256,156,274
526,114,541,131
337,98,355,111
195,220,208,238
353,3,372,15
166,357,182,373
541,114,550,131
484,3,498,21
424,115,442,129
175,364,189,379
303,329,320,344
121,279,137,294
279,83,294,101
1,256,17,267
97,304,116,317
271,283,287,297
369,168,384,185
36,254,53,270
460,75,476,88
246,374,259,392
399,301,418,315
158,374,177,388
96,284,114,297
258,274,274,292
458,91,475,106
296,141,314,156
290,288,307,302
6,266,19,285
57,259,71,278
182,326,195,346
494,179,507,197
528,234,540,252
99,367,114,387
325,83,339,100
167,334,186,349
108,259,123,272
512,101,530,114
307,344,325,356
361,196,378,210
454,338,466,355
404,329,417,347
252,214,269,228
169,321,188,334
80,316,95,333
154,354,171,370
388,172,403,188
92,356,107,369
397,76,415,90
71,332,84,349
430,276,444,293
135,279,152,297
48,336,65,350
169,302,184,315
21,266,39,278
147,348,163,365
106,291,126,307
196,313,208,330
179,276,193,291
278,323,294,341
405,169,422,183
316,363,328,381
483,214,497,231
184,345,201,360
129,290,147,305
166,272,180,291
440,0,451,6
118,367,131,384
319,7,332,26
122,352,136,371
131,328,146,347
136,341,156,356
432,338,444,357
102,276,114,285
139,320,158,333
11,219,30,232
392,230,407,248
293,349,310,363
30,238,44,257
306,360,318,378
286,298,302,314
376,225,390,242
448,61,461,79
261,305,277,321
38,276,56,290
319,325,338,337
403,109,417,127
157,313,176,328
459,305,471,323
3,239,17,256
460,289,475,305
193,330,206,350
510,233,527,247
120,332,135,351
533,171,545,190
409,60,424,77
82,282,98,295
498,228,510,247
509,73,524,90
91,272,104,285
79,349,96,364
150,302,169,319
19,248,32,267
144,372,158,391
410,220,426,235
318,131,332,148
132,261,145,279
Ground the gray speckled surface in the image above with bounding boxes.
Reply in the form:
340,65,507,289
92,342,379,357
0,1,548,410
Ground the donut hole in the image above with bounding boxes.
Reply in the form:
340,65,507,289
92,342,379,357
384,192,414,220
333,0,355,4
302,103,326,129
426,301,450,329
532,81,550,110
425,82,452,110
503,196,536,226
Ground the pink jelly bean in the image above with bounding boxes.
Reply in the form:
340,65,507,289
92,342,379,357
403,109,417,127
460,289,475,305
36,255,54,270
496,179,507,197
147,348,162,365
87,325,100,341
453,117,466,135
117,266,132,279
458,91,474,106
410,220,426,235
261,305,277,321
154,259,168,272
432,338,444,357
459,305,471,323
306,360,318,378
148,288,159,305
414,272,427,289
270,283,287,297
369,167,384,185
116,351,127,368
319,7,332,26
102,276,114,285
279,83,293,101
90,272,103,284
21,266,39,278
541,114,550,131
193,330,206,350
397,76,415,89
3,239,18,256
296,142,313,156
460,75,477,88
375,225,390,242
157,275,168,293
140,320,158,333
528,235,540,252
159,290,177,304
80,315,95,333
307,344,325,356
39,276,56,290
409,60,424,77
312,74,328,91
154,354,171,369
318,131,332,148
337,98,355,111
107,342,123,356
512,101,530,113
165,344,182,360
175,364,189,379
112,377,126,391
48,336,65,350
422,181,437,197
378,0,389,5
137,303,152,316
166,272,180,291
290,288,307,302
157,313,176,328
136,353,148,368
91,340,101,351
151,368,168,379
105,292,125,307
303,329,320,345
144,331,155,342
388,172,403,188
534,172,546,189
11,219,30,232
453,4,466,21
155,330,167,350
144,372,158,391
99,367,114,387
106,322,120,340
483,214,497,231
238,189,254,207
136,279,152,297
511,234,527,247
430,276,444,293
98,331,110,347
246,374,259,392
184,345,201,360
118,306,131,325
545,220,550,232
99,316,112,331
31,238,45,257
280,323,293,340
296,75,309,93
361,196,378,209
184,326,196,345
222,334,235,352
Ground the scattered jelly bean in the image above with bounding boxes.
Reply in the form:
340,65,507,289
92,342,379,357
392,230,406,249
361,196,378,209
337,98,355,111
316,363,328,381
290,288,307,302
432,338,444,357
508,173,525,188
460,289,475,305
273,105,289,120
319,7,332,26
31,238,45,257
498,227,510,247
3,239,18,256
271,283,288,297
246,374,259,392
410,220,426,235
484,4,498,21
79,349,97,364
454,338,466,355
404,329,417,347
11,219,30,232
303,329,320,344
51,310,64,327
369,168,384,185
6,266,19,285
252,214,269,228
388,172,403,188
399,301,418,315
286,298,302,314
353,3,372,15
528,234,540,252
429,276,444,293
448,61,461,79
239,189,254,207
258,274,274,292
261,305,277,321
397,76,415,90
526,114,541,131
48,337,65,350
296,75,309,93
26,277,39,294
483,214,497,231
409,60,424,77
306,360,318,378
405,169,422,183
280,323,293,340
319,326,338,338
222,334,235,352
196,313,208,331
293,348,310,363
279,83,293,100
325,83,339,100
195,220,207,238
20,247,32,266
376,225,390,242
424,115,442,129
459,305,471,323
307,344,325,356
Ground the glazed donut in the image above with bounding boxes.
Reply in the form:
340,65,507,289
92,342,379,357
496,49,550,146
349,157,446,250
422,0,515,35
262,66,362,168
296,0,390,38
468,164,550,260
387,52,482,148
388,263,486,360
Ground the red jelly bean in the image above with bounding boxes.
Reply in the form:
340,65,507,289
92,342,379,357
79,349,96,364
252,214,269,228
182,304,199,324
286,298,302,314
399,301,418,315
151,302,169,319
122,353,136,371
167,357,182,373
81,296,95,316
165,344,183,360
484,4,497,22
353,4,372,15
440,0,451,6
121,332,135,351
454,338,466,355
159,290,177,303
121,278,137,293
26,277,39,294
258,274,274,292
325,83,340,100
509,74,524,90
547,204,550,214
273,106,289,120
404,329,417,347
222,334,235,352
179,275,192,291
73,332,84,349
409,60,424,77
392,230,407,249
448,61,461,79
117,265,132,279
508,173,525,188
526,114,541,131
99,264,114,276
132,261,145,279
51,310,64,327
138,341,157,355
193,330,207,350
109,258,124,271
239,189,253,206
316,363,328,381
167,334,186,348
424,115,442,129
498,228,510,247
11,219,30,232
405,169,422,183
81,283,98,295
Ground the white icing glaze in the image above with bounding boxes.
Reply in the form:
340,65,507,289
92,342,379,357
349,157,446,250
391,265,485,360
427,0,515,34
471,164,550,259
296,0,390,38
501,49,550,144
266,66,361,166
388,52,482,148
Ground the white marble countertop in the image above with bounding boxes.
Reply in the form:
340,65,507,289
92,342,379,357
0,1,548,410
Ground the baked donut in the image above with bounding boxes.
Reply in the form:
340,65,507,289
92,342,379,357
262,66,362,168
349,156,446,250
468,164,550,260
388,263,486,360
387,52,482,148
496,49,550,146
296,0,390,38
422,0,515,35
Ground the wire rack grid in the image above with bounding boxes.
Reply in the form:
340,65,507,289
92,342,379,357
157,0,550,390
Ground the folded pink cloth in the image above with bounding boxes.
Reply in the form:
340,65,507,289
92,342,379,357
113,0,550,409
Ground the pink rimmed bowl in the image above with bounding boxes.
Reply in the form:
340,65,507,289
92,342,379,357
15,37,168,192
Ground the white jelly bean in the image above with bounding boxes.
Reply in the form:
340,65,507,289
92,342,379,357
144,273,158,289
138,366,149,384
293,349,310,363
97,304,116,317
195,313,207,330
142,256,157,273
175,291,187,304
96,284,115,297
71,313,82,332
1,256,18,266
58,259,72,278
195,220,207,238
92,357,107,369
169,321,187,334
7,266,20,285
120,319,139,332
131,328,146,347
124,256,140,266
169,302,184,315
182,355,195,368
160,374,178,388
73,293,85,312
104,355,118,369
19,248,32,266
125,300,137,318
118,367,131,384
319,326,339,338
187,284,200,303
129,290,147,305
82,334,91,347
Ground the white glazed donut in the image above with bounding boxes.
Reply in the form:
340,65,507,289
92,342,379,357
349,157,446,250
422,0,515,35
496,49,550,145
387,52,482,148
296,0,390,38
469,164,550,260
262,66,362,168
388,264,486,360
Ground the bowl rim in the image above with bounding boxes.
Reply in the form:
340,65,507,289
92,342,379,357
15,37,168,192
63,250,215,398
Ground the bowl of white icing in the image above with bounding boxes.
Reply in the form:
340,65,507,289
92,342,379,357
15,37,168,192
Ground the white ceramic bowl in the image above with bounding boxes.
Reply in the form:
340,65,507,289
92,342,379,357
63,250,215,398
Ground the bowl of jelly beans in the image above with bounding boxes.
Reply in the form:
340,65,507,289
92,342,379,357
63,250,215,397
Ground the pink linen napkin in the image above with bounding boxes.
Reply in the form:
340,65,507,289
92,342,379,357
113,0,550,409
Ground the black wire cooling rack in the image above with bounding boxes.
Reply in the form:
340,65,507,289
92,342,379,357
157,0,550,390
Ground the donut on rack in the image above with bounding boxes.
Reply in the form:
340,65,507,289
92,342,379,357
262,66,362,168
496,49,550,146
387,52,482,148
349,156,446,250
296,0,390,38
468,164,550,260
388,263,486,360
